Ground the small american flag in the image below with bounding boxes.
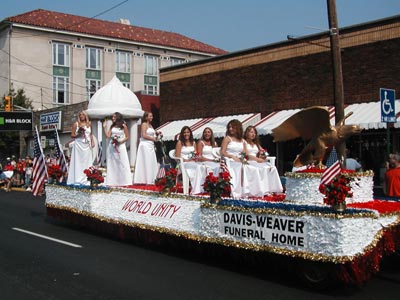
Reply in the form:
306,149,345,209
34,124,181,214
220,155,230,175
54,128,68,183
32,126,48,196
321,147,341,185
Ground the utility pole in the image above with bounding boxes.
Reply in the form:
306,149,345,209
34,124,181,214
327,0,346,167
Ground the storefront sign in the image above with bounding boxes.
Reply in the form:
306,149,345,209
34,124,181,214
0,112,33,131
40,111,62,131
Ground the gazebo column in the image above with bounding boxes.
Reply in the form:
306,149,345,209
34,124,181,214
91,119,99,164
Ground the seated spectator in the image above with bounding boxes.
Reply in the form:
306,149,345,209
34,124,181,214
345,149,362,171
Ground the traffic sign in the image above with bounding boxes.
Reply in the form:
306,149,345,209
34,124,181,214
380,88,396,123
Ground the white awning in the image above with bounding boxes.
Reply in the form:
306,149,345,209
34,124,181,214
255,101,400,136
157,113,261,141
192,113,261,139
344,100,400,129
156,117,206,141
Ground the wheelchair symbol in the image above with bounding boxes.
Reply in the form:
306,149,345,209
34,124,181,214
382,91,394,115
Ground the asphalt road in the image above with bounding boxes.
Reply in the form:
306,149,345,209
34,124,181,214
1,189,400,300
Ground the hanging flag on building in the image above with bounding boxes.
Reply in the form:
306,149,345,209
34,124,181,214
320,147,341,185
54,128,68,182
32,126,48,196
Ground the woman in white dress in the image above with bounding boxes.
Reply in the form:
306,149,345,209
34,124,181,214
103,112,131,186
244,126,283,195
196,127,220,193
220,119,247,198
175,126,203,194
67,111,94,185
134,112,159,184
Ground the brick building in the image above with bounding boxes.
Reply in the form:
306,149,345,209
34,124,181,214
159,15,400,190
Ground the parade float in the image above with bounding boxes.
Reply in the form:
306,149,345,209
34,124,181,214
46,93,400,288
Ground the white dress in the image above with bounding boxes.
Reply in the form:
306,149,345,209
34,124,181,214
67,124,93,185
200,143,220,177
244,143,283,196
106,127,131,186
134,127,158,184
225,137,245,198
180,144,205,195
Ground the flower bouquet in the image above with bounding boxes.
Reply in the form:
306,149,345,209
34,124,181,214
156,131,163,142
203,171,232,203
84,167,104,188
189,151,200,160
155,167,178,194
257,148,269,159
240,151,249,164
111,135,121,153
319,173,353,211
47,164,63,183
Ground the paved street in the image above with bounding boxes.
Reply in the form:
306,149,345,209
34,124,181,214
0,189,400,299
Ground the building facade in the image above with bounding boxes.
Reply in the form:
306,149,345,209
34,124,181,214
0,9,226,111
159,15,400,191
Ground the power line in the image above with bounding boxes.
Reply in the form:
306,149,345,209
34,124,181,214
0,48,87,89
0,75,88,98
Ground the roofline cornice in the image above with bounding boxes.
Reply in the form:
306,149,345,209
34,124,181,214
10,23,219,57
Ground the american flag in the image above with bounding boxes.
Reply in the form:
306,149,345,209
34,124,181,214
220,155,230,175
54,128,68,183
32,126,48,196
320,147,341,185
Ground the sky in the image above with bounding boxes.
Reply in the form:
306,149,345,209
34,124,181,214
1,0,399,52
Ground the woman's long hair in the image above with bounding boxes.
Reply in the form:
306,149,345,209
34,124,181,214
201,127,216,147
244,125,261,148
179,126,194,145
78,110,90,126
141,111,151,123
226,119,243,140
112,112,125,129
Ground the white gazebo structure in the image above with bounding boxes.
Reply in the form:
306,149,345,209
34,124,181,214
86,76,144,167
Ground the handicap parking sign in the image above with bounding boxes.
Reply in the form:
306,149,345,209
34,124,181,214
380,88,396,123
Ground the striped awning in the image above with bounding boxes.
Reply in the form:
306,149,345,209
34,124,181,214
157,113,261,141
255,101,400,136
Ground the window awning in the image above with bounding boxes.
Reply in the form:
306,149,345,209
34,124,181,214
255,101,400,136
157,113,261,141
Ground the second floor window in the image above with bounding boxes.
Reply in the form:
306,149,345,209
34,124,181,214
144,55,158,76
52,42,70,66
116,51,131,73
86,47,102,70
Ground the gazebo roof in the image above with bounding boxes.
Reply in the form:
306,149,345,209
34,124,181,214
87,76,143,119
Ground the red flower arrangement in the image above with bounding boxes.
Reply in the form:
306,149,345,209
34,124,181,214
203,171,232,203
257,148,268,159
319,173,353,206
155,168,178,193
84,167,104,184
48,164,63,180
